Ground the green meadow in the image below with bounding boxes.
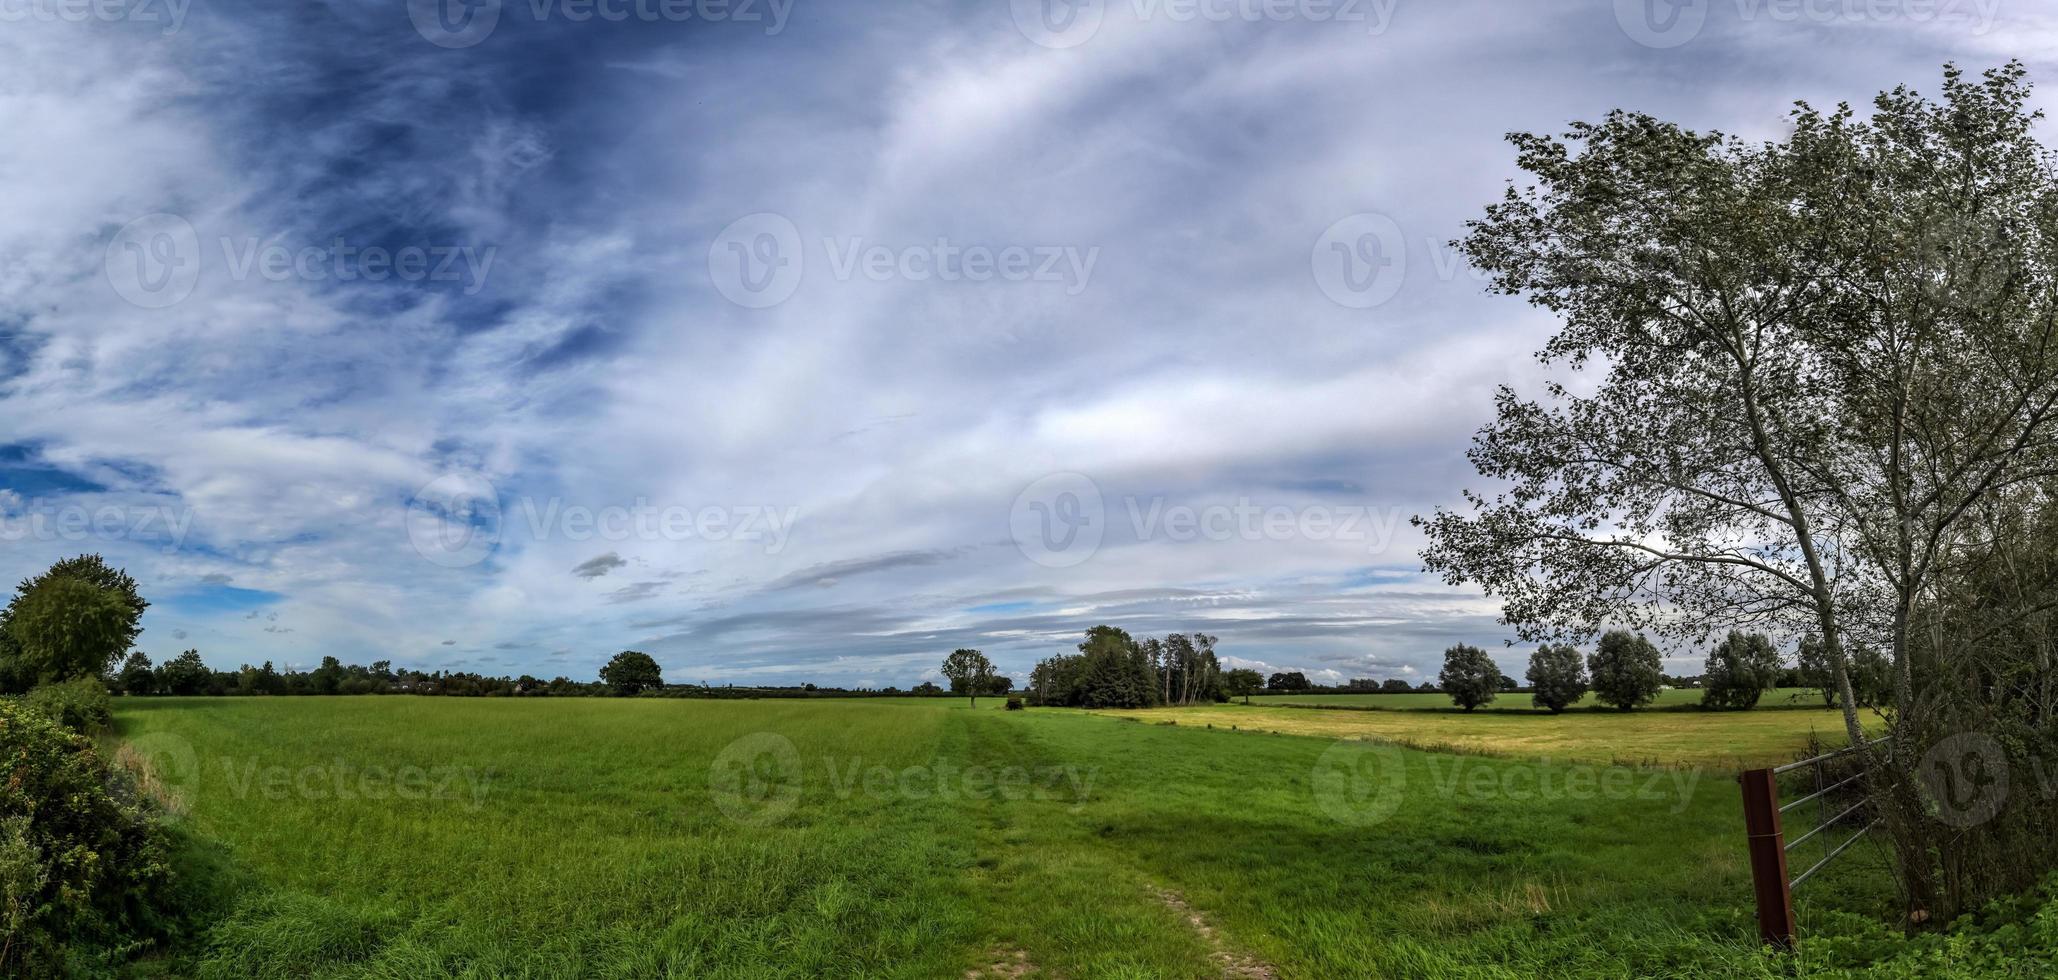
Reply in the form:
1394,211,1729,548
112,696,1907,978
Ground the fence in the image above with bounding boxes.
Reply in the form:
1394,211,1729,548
1738,742,1882,947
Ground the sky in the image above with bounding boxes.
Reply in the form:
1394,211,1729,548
0,0,2046,687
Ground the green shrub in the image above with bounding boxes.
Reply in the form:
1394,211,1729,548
24,676,114,734
0,699,178,975
1004,698,1024,711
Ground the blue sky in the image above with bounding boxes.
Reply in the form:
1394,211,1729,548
0,0,2038,686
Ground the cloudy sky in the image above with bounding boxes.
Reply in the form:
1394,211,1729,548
0,0,2043,687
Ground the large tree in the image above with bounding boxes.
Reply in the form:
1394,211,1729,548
1700,631,1781,710
1525,643,1587,714
0,556,148,692
1438,644,1501,712
1416,64,2058,917
940,648,995,707
2,577,133,689
1222,668,1263,704
599,650,663,696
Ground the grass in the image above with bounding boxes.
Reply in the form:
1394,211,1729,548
113,696,1900,978
1248,687,1828,711
1095,701,1874,770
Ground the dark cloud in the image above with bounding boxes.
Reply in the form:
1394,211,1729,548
571,553,628,580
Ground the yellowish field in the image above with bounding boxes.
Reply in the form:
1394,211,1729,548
1091,702,1878,769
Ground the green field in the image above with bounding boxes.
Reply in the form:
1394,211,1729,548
112,696,1898,978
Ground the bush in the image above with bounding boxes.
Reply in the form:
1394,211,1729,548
1700,631,1780,710
1525,644,1587,713
1588,630,1663,710
0,700,178,975
1438,644,1502,711
1004,698,1024,711
24,677,113,734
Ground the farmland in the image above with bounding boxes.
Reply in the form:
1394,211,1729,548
114,695,1900,978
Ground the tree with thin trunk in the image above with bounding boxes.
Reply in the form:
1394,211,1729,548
1416,63,2058,918
940,648,994,707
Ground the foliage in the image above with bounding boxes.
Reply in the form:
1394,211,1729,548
1411,62,2058,919
1221,668,1264,704
116,651,155,696
1437,644,1501,711
1700,631,1781,710
24,677,114,734
1,575,132,692
598,651,663,696
1265,671,1311,691
1588,631,1663,711
1525,643,1587,714
0,700,177,975
940,648,995,706
1029,626,1225,708
0,556,147,695
158,649,212,696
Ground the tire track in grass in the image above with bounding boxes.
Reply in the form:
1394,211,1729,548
1148,885,1279,980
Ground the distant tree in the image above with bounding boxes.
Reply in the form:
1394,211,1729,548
1794,633,1839,706
1588,631,1663,711
1438,644,1502,711
1222,668,1264,704
912,680,943,695
940,648,995,707
599,650,663,696
1380,678,1412,693
1266,671,1312,692
1497,674,1518,692
983,675,1014,697
1525,643,1587,714
157,649,211,696
310,655,345,695
1414,681,1437,693
1701,631,1782,710
116,651,155,696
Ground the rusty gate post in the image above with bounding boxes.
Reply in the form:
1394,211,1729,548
1739,767,1796,948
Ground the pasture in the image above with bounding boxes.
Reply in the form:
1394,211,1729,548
1246,687,1826,711
112,696,1895,978
1098,700,1870,769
